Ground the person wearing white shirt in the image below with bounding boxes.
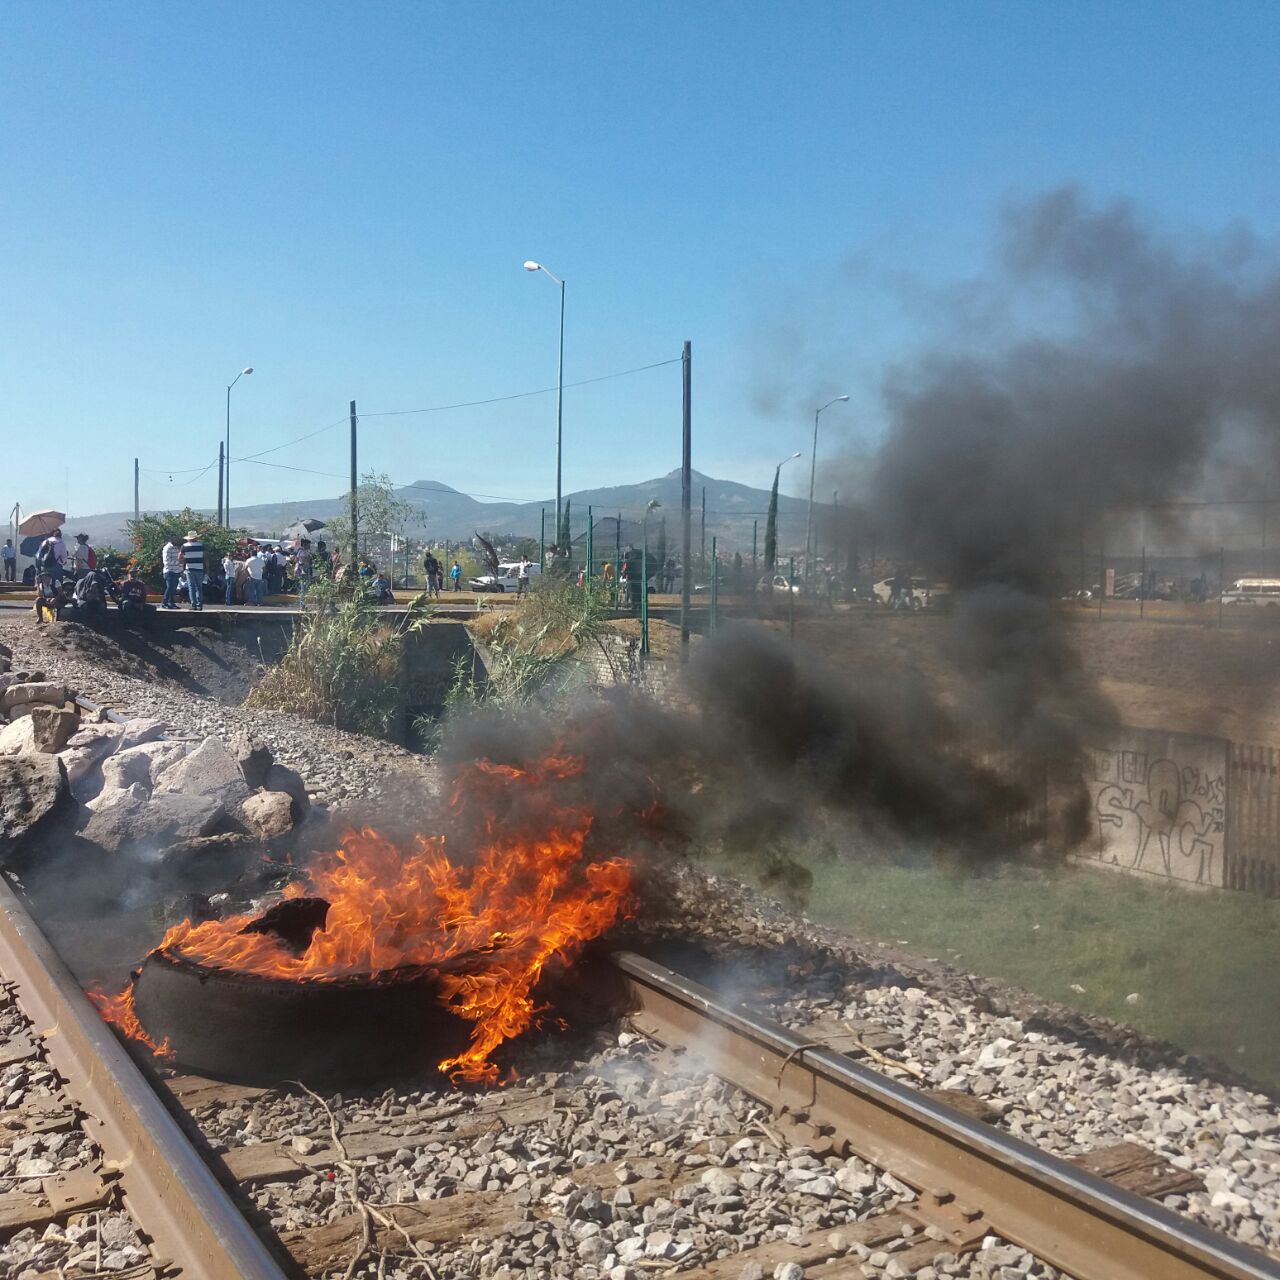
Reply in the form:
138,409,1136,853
161,538,182,609
222,553,238,606
245,549,267,606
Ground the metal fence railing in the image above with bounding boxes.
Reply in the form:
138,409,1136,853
1226,743,1280,897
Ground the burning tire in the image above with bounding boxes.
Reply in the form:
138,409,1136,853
133,949,474,1086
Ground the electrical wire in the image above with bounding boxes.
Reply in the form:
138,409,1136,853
358,357,682,418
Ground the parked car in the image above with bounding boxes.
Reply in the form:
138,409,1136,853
468,562,542,593
757,573,802,595
871,576,949,609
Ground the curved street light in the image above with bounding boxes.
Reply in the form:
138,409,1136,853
523,261,565,538
224,366,254,527
806,395,849,578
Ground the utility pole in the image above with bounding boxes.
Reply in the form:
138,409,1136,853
680,341,692,659
349,401,358,570
216,442,225,526
133,458,140,524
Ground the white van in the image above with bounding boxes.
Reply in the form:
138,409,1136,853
468,562,542,593
1222,578,1280,606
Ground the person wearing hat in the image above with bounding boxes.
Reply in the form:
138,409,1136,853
181,529,206,611
71,532,95,577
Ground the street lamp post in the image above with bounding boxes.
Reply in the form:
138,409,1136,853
523,261,565,540
768,452,801,573
806,395,848,580
224,367,254,527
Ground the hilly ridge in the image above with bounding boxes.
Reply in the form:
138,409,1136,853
64,469,816,554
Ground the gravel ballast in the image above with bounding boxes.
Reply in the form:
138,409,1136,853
1,619,1277,1277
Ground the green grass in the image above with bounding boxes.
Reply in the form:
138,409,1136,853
709,851,1280,1092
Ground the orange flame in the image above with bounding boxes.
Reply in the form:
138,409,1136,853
88,980,173,1059
93,755,633,1084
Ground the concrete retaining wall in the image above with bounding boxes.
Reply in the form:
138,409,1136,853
578,633,683,703
1080,726,1228,889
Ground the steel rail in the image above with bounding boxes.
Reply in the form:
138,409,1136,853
611,950,1280,1280
0,871,289,1280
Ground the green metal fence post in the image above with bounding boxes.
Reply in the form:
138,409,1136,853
752,519,758,576
615,512,622,607
789,555,796,644
710,536,718,632
641,541,649,656
587,505,594,584
540,509,546,571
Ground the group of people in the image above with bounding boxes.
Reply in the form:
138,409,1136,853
156,535,334,609
27,527,150,626
422,553,463,597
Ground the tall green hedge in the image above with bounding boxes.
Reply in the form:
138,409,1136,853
125,509,248,586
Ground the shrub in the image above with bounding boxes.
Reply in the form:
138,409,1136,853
126,509,248,587
246,577,430,739
453,575,619,709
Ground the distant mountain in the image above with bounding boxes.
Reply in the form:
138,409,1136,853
58,470,815,556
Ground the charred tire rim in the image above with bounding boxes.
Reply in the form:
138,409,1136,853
133,950,474,1086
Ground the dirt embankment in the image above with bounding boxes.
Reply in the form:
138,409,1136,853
0,620,285,706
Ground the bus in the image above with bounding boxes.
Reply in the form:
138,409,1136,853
1221,578,1280,605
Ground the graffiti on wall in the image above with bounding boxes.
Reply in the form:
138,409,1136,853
1085,733,1227,887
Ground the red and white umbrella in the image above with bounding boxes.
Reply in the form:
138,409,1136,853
17,510,66,537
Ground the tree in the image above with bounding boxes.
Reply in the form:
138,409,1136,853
126,509,247,586
473,531,500,576
764,469,780,573
558,499,572,557
327,471,422,566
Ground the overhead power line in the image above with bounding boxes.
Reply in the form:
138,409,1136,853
358,358,682,418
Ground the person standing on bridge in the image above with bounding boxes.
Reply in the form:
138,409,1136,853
71,532,95,577
450,560,461,591
245,546,266,605
222,550,238,606
161,535,181,609
1,539,14,582
181,530,206,611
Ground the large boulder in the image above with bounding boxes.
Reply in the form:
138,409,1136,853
80,787,225,855
264,763,311,820
0,754,69,859
0,717,39,756
231,730,274,790
64,722,125,753
153,736,252,820
28,706,81,753
101,741,188,794
155,833,256,894
242,790,295,840
0,683,69,714
59,724,126,803
116,718,168,753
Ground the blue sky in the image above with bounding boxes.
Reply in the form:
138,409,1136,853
4,0,1280,522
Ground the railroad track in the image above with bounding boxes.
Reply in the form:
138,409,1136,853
0,872,1277,1280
